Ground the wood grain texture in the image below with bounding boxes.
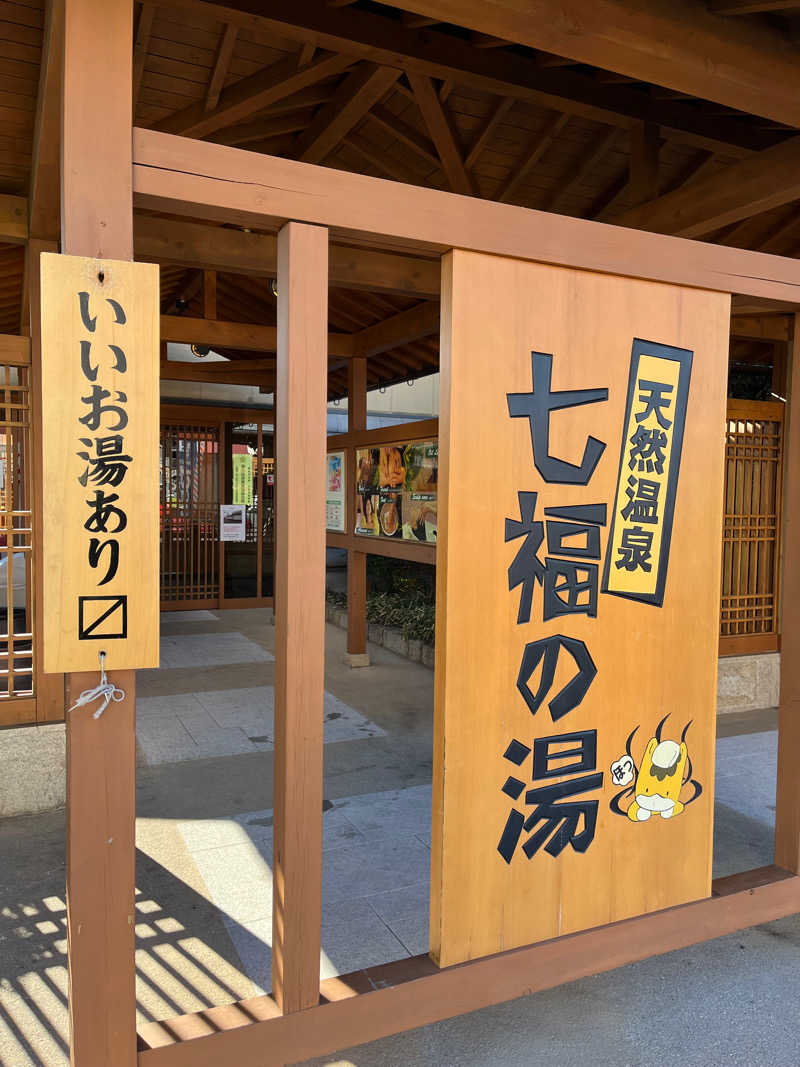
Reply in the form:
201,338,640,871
136,871,800,1065
272,221,328,1013
347,357,367,655
775,315,800,871
131,129,800,303
433,251,730,966
25,239,64,722
62,0,133,260
62,3,138,1064
40,254,160,672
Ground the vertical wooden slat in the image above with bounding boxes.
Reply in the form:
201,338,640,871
346,356,368,661
776,316,800,872
272,221,328,1014
27,238,64,718
62,0,137,1064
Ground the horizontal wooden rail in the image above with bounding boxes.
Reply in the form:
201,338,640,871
0,334,31,366
137,867,800,1066
327,530,436,563
328,418,439,450
160,315,355,356
132,128,800,303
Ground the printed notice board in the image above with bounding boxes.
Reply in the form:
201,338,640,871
40,254,160,672
432,251,730,967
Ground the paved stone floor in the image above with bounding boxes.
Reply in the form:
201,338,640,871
0,607,794,1067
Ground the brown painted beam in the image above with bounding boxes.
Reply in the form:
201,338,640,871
0,194,28,243
134,216,442,298
63,5,137,1067
157,0,787,156
28,0,62,242
730,315,791,342
776,315,800,871
272,221,328,1013
382,0,800,128
408,73,474,196
160,314,354,356
295,64,400,164
132,129,800,302
612,135,800,237
154,51,352,139
352,300,439,358
138,870,800,1065
346,356,368,660
205,23,239,111
497,111,569,204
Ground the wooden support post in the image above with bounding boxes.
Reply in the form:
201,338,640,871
272,221,328,1014
62,0,137,1064
775,314,800,872
345,356,369,667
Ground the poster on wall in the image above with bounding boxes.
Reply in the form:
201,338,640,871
431,248,730,969
232,451,254,506
354,441,438,543
220,503,246,542
326,451,346,532
39,253,160,672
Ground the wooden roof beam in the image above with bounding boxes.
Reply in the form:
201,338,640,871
134,216,442,298
133,4,156,111
368,105,440,168
160,314,355,356
612,134,800,237
710,0,800,12
28,0,62,243
465,96,515,170
205,24,239,112
154,50,353,138
295,63,400,163
169,0,790,156
352,300,440,358
545,126,620,213
408,73,474,196
730,315,791,341
497,112,570,204
390,0,800,127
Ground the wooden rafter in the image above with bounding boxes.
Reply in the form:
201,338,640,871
628,120,660,205
407,73,474,195
342,133,418,183
160,314,355,356
133,3,156,111
295,64,401,163
171,0,789,156
383,0,800,127
545,126,619,213
153,50,353,138
368,105,440,168
28,0,62,243
205,23,239,112
497,112,569,204
612,134,800,237
352,300,440,358
709,0,800,11
465,96,515,170
209,111,317,146
134,215,442,297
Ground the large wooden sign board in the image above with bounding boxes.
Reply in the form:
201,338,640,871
432,251,730,968
40,254,159,672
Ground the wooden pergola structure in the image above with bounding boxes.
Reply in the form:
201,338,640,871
4,0,800,1063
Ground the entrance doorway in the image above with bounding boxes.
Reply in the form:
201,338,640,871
160,406,274,610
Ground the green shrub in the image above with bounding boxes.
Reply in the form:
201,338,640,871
326,570,436,646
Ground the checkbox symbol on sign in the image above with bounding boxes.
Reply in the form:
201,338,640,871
78,595,128,640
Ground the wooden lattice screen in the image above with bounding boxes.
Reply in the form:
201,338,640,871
160,423,220,608
720,400,784,655
0,363,33,699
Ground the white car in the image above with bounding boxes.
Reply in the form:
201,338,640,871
0,552,27,612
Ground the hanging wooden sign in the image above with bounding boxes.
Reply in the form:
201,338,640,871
432,251,730,968
40,254,160,672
